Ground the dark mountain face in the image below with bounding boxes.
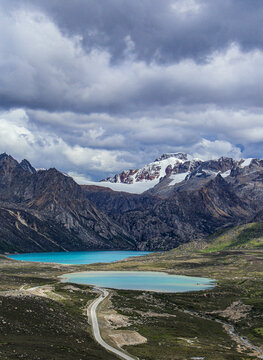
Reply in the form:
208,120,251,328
82,185,158,215
227,159,263,208
1,152,263,253
0,154,135,253
83,174,251,250
83,155,263,250
20,159,36,174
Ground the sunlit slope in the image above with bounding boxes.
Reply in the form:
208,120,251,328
202,222,263,252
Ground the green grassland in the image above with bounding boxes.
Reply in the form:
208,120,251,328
110,287,260,360
203,222,263,252
83,249,263,358
80,225,263,359
0,223,263,359
0,257,117,360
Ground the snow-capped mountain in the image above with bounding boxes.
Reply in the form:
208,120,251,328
83,153,263,250
81,153,259,194
1,151,263,253
102,153,199,183
88,153,254,194
83,153,199,193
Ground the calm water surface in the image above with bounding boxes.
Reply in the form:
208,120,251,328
8,251,215,292
61,271,215,293
7,251,151,265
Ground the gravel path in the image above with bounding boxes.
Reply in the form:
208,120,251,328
90,287,137,360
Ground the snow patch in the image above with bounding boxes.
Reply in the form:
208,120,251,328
221,170,231,178
82,179,160,194
169,172,189,186
240,158,253,168
36,168,47,171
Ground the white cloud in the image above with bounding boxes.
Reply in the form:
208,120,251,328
123,35,136,61
0,109,35,155
1,7,263,113
191,139,242,160
67,171,92,184
171,0,203,14
0,109,134,173
1,6,263,176
63,145,133,171
23,106,263,169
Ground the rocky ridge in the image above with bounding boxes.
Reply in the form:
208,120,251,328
102,153,198,184
0,153,134,253
83,153,263,250
1,152,263,252
101,152,247,186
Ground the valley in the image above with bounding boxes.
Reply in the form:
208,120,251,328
2,1,263,359
1,238,263,359
2,151,263,253
0,152,263,359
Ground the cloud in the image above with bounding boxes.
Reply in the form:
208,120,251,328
63,146,133,172
1,6,263,115
0,1,263,178
4,0,263,64
171,0,203,15
191,139,242,160
67,171,92,184
0,109,134,176
0,107,255,172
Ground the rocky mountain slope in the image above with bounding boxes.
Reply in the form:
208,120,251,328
0,153,134,253
83,154,263,250
202,222,263,252
103,153,239,183
102,153,198,183
2,152,263,253
84,152,249,194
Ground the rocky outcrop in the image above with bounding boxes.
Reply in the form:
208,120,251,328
0,154,135,253
101,153,200,184
84,174,251,250
84,155,263,250
2,152,263,253
101,153,241,186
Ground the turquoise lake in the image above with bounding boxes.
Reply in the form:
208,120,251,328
60,271,215,293
7,250,151,265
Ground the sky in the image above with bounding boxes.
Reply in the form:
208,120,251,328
1,0,263,181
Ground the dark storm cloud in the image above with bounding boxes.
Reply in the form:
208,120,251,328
3,0,263,65
0,0,263,116
3,0,263,64
1,0,263,178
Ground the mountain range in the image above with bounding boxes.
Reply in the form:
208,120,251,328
1,152,263,253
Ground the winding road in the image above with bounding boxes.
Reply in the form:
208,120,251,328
89,287,137,360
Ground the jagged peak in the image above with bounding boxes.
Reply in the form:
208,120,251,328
0,152,8,159
46,167,63,175
0,152,16,161
154,152,190,162
98,153,263,194
0,153,18,169
20,159,36,174
43,168,79,184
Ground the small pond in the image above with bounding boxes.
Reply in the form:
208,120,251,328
60,271,215,293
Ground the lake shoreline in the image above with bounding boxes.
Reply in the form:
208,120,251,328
60,270,216,293
1,248,262,359
7,250,152,265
